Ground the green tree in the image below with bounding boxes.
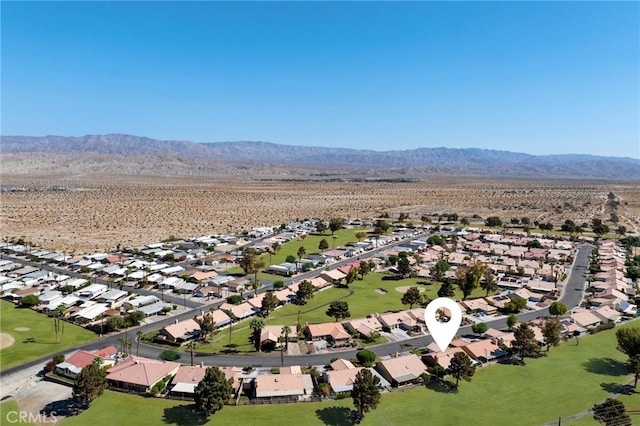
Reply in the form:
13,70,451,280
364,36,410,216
326,301,351,322
194,366,233,418
249,318,265,352
281,325,292,351
456,262,486,300
186,340,197,366
593,398,631,426
503,297,527,313
616,327,640,358
426,258,444,278
19,294,39,307
316,221,327,235
480,270,498,296
512,323,541,361
159,349,180,361
345,268,359,287
72,358,107,408
318,239,329,251
549,301,568,318
542,318,561,351
437,281,455,298
239,248,264,287
401,287,422,309
261,291,279,316
506,314,517,331
328,218,345,235
355,231,368,242
485,216,502,227
471,322,488,337
446,351,476,387
625,354,640,388
226,295,242,305
106,316,126,332
591,218,610,238
195,313,216,342
127,310,145,327
295,280,314,305
356,349,377,367
351,368,381,422
397,257,412,278
296,246,307,270
373,219,390,235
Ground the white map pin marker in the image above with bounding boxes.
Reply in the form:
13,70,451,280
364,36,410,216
425,297,462,352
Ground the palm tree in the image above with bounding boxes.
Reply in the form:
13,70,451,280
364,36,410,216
281,325,292,351
187,341,197,366
118,337,131,358
297,246,306,271
136,331,143,357
249,318,265,352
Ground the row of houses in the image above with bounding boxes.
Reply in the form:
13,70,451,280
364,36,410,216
54,345,431,401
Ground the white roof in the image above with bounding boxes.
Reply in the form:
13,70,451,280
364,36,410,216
171,382,197,393
74,304,109,320
161,266,185,275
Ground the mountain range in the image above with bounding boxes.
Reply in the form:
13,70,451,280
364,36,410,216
1,134,639,180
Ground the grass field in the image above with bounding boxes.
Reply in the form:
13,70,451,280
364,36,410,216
0,399,38,425
195,272,491,354
263,227,372,267
0,300,97,371
58,322,640,425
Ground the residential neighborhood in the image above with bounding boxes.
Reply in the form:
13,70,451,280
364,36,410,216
1,215,639,426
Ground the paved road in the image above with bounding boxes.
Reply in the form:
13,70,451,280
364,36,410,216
0,242,592,374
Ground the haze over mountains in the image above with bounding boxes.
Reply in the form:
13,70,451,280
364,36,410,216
2,134,639,180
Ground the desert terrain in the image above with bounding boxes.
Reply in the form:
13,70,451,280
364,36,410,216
1,173,638,254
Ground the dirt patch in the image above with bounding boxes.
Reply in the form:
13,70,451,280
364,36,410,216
0,333,15,349
14,327,30,332
374,288,388,295
395,286,425,294
2,174,637,254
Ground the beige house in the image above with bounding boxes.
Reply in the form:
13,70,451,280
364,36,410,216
305,322,351,344
253,373,314,400
106,357,181,394
375,354,426,387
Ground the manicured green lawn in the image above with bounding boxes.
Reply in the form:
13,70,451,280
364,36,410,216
265,227,372,267
60,322,640,426
0,399,36,425
195,272,492,354
0,300,97,370
267,272,488,326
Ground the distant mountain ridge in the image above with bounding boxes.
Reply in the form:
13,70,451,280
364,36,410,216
1,134,639,180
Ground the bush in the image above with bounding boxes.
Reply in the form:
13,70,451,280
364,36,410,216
227,295,243,305
269,367,280,374
19,294,40,307
335,392,349,400
127,310,145,326
356,349,376,367
159,350,180,361
588,322,615,334
273,280,285,290
318,383,331,397
286,255,297,263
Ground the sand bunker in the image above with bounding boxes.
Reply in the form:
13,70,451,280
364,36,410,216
14,327,30,332
0,333,15,349
395,286,425,293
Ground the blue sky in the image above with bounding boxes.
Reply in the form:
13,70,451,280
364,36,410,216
2,1,639,157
